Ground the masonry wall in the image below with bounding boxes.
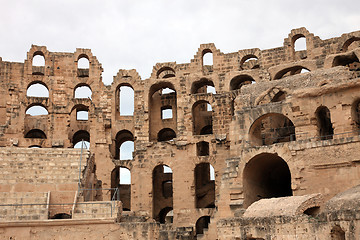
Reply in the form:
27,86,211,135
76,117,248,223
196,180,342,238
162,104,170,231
1,27,360,238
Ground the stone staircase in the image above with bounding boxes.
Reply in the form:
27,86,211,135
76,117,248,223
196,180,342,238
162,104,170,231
0,192,49,221
72,201,121,219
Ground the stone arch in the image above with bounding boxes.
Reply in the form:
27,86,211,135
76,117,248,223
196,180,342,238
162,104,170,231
157,67,175,79
149,81,177,142
111,166,131,211
195,163,215,208
229,75,256,91
153,164,173,223
316,106,334,140
341,36,360,52
32,51,45,75
274,66,310,80
25,104,49,116
70,104,89,121
191,78,215,94
72,130,90,148
116,84,134,116
195,216,211,236
25,129,47,139
74,84,92,99
243,153,293,208
332,52,360,71
284,27,313,60
240,54,260,70
255,87,288,105
202,49,213,67
157,128,176,142
192,100,213,135
249,113,296,146
77,54,90,77
26,81,49,98
114,130,134,160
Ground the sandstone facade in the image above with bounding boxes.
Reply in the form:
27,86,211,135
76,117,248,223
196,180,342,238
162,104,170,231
1,27,360,239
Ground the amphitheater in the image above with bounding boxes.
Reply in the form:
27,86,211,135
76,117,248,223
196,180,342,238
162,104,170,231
0,27,360,239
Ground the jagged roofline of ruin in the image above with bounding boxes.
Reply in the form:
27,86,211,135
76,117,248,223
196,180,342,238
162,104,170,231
2,27,359,83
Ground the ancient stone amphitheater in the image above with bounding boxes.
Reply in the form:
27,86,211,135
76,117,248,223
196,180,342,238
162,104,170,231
0,27,360,239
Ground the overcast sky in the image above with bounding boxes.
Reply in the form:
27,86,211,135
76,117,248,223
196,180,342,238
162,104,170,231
0,0,359,85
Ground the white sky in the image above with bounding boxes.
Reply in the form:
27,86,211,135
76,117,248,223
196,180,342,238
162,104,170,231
0,0,359,85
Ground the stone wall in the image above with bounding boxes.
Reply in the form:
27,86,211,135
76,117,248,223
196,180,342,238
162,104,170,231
0,27,360,239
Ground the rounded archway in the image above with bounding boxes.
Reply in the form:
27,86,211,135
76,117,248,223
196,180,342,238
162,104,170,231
153,164,173,222
72,130,90,149
249,113,295,146
157,128,176,142
243,153,292,208
114,130,134,160
111,167,131,211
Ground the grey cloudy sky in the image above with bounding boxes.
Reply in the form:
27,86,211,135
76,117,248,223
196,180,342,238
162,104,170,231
0,0,359,85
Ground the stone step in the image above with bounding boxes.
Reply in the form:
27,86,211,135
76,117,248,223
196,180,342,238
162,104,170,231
72,201,120,219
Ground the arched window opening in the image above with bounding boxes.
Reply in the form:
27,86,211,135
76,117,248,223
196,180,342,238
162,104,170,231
330,225,345,240
161,106,173,119
25,129,47,139
332,53,360,71
158,207,173,224
195,163,215,208
26,105,48,116
32,54,45,67
78,57,89,69
230,75,256,91
157,67,175,79
240,55,260,70
51,213,71,219
195,216,211,236
352,100,360,131
271,91,286,103
316,106,334,140
27,83,49,98
77,56,89,77
341,37,360,52
153,165,173,222
191,78,215,94
197,141,209,156
118,85,134,116
243,153,292,208
149,82,177,142
157,128,176,142
76,110,88,121
294,36,307,51
249,113,296,146
274,66,310,80
72,130,90,149
203,50,213,66
29,145,41,148
115,130,134,160
120,141,134,160
32,53,45,75
74,85,92,99
193,101,213,135
111,167,131,211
